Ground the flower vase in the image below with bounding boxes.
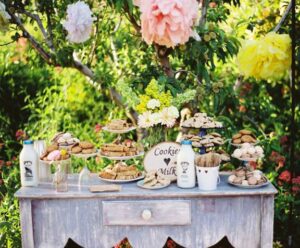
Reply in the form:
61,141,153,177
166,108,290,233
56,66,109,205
143,126,167,150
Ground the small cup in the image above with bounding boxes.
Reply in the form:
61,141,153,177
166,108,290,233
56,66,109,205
196,166,220,191
53,163,68,192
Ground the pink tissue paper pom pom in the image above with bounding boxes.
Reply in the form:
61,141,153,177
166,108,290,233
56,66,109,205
134,0,199,47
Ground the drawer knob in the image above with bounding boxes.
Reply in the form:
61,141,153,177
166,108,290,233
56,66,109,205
142,209,152,220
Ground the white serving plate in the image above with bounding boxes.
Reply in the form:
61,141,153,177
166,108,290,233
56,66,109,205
232,155,264,162
39,158,71,165
99,151,144,160
98,174,144,183
102,126,136,134
137,179,171,190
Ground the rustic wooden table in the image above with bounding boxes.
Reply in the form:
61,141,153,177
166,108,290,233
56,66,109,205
15,174,277,248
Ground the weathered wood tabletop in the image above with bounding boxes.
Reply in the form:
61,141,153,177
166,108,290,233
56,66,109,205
15,174,277,248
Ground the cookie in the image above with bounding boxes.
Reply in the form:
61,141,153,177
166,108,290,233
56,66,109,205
241,135,256,143
233,138,242,144
51,132,64,143
210,132,221,137
99,170,116,180
46,144,59,153
82,148,96,154
233,177,243,184
79,141,94,149
71,146,82,154
239,129,252,135
248,177,258,185
232,133,242,139
40,151,48,160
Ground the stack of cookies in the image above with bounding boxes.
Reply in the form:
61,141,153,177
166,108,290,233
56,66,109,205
228,167,268,186
71,141,96,154
101,139,140,157
181,133,224,148
232,130,257,145
106,119,132,131
182,113,223,129
142,171,170,188
52,132,80,149
99,162,142,180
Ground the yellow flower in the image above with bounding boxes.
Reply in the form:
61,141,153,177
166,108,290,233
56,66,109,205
60,149,68,156
237,32,291,80
135,79,173,114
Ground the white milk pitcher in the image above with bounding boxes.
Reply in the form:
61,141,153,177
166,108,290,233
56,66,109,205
196,166,220,191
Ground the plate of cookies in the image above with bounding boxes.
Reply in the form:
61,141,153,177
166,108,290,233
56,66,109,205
103,119,136,134
137,171,171,190
228,167,269,188
181,113,223,129
232,143,264,161
231,129,258,147
99,162,144,183
100,139,144,160
70,141,98,158
40,144,71,164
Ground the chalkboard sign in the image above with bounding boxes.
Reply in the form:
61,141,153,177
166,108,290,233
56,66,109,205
143,142,181,181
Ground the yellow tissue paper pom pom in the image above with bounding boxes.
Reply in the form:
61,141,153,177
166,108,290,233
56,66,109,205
237,32,291,80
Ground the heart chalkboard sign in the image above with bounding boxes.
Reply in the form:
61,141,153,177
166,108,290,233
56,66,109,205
143,142,181,181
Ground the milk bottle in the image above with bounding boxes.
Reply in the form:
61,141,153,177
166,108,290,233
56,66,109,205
177,140,196,188
20,140,38,187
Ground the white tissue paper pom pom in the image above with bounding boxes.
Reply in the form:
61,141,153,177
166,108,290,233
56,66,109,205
62,1,94,43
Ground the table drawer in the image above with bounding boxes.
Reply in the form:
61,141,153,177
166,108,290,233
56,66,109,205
102,200,191,226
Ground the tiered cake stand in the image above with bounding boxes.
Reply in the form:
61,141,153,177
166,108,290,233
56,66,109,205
99,126,144,183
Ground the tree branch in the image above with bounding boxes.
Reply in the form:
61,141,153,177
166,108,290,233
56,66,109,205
199,0,209,26
72,58,138,123
273,1,293,32
155,45,175,77
10,13,53,64
21,10,55,52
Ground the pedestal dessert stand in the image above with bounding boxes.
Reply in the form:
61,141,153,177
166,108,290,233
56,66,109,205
71,151,99,187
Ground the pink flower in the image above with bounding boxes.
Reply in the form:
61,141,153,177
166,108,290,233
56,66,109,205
94,124,102,133
15,129,27,141
292,176,300,185
278,170,291,183
292,186,300,194
135,0,199,47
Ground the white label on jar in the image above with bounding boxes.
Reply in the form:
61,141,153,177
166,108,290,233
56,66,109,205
24,161,33,181
180,161,190,174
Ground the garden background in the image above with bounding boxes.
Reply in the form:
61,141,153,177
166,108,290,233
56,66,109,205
0,0,299,247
